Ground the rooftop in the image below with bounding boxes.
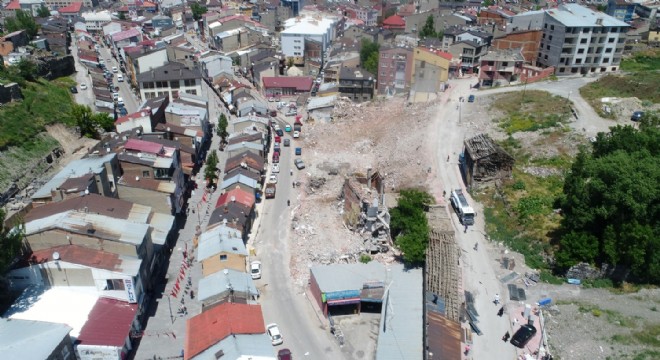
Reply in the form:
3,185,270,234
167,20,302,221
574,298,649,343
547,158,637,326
112,28,141,43
339,66,375,81
225,151,265,173
25,193,150,223
282,15,337,35
194,334,275,360
547,4,630,27
32,154,116,200
481,49,525,62
198,268,258,302
207,202,252,232
137,62,202,82
216,186,255,209
30,244,141,276
58,2,82,13
77,298,138,347
310,262,385,294
184,303,266,360
124,138,165,155
197,225,246,261
0,318,72,359
262,76,314,91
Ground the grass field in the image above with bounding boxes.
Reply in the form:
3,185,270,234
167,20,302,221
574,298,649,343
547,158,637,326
580,72,660,117
489,90,572,134
620,49,660,72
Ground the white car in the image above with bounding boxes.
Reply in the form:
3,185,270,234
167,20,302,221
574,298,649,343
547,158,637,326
117,74,124,82
272,163,280,173
267,323,283,346
112,66,118,73
293,131,300,138
269,174,278,184
117,97,124,106
250,261,262,279
80,83,87,90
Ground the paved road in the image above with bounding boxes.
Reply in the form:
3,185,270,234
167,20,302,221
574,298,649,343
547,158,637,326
97,46,139,114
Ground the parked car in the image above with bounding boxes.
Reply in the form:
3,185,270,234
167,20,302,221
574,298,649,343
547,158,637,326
269,174,278,184
272,163,280,173
267,324,283,346
250,261,262,279
295,147,301,156
631,111,644,121
273,152,280,163
70,86,78,94
283,139,290,147
117,97,124,106
293,131,300,138
274,136,281,143
510,324,537,348
277,349,292,360
276,129,284,137
117,74,124,82
285,125,292,132
112,66,118,73
294,158,305,170
80,83,87,90
468,94,475,102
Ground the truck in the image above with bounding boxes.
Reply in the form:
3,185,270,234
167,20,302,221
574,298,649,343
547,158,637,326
294,115,303,132
265,183,276,199
450,189,475,225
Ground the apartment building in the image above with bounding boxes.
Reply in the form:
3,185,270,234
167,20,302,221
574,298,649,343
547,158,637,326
377,47,413,95
537,4,630,75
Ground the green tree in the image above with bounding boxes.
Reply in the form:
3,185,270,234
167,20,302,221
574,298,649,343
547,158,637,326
419,15,437,39
93,112,115,132
390,189,433,265
204,150,219,184
217,113,229,141
4,10,39,40
37,5,50,18
556,116,660,284
190,3,207,21
16,58,38,81
360,38,380,77
0,209,24,309
118,12,127,21
364,52,379,76
71,104,97,138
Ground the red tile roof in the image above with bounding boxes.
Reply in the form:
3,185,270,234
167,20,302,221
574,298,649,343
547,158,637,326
142,1,157,7
5,0,20,10
58,2,82,13
115,109,151,125
77,298,138,347
31,245,124,272
216,186,255,209
383,15,406,27
184,303,265,360
262,76,313,91
419,47,453,61
124,138,164,154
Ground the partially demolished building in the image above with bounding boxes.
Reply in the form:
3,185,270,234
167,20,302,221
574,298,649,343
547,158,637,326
461,134,514,188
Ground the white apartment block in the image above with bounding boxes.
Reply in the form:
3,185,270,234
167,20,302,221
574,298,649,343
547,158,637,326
537,4,629,75
280,14,338,58
81,10,112,31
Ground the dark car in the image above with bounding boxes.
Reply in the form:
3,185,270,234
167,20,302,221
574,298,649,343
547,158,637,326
70,86,78,94
468,94,475,102
295,147,301,156
631,111,644,121
276,129,284,137
510,324,537,348
277,348,292,360
283,139,290,147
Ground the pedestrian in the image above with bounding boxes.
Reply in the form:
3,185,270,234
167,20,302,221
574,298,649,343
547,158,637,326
447,155,450,162
190,290,194,300
464,224,468,233
464,345,470,355
497,306,504,317
502,331,510,342
494,293,500,305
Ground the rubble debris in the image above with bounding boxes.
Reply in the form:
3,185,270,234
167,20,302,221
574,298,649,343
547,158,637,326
462,133,515,188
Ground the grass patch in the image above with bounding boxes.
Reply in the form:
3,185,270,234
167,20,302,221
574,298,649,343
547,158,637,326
539,270,564,284
613,324,660,348
0,78,75,150
0,133,61,191
490,91,572,134
631,350,660,360
580,72,660,117
620,49,660,72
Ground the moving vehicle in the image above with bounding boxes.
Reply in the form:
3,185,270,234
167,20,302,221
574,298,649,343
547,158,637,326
294,158,305,170
269,174,278,184
265,183,276,199
285,109,297,116
295,147,301,156
631,111,644,121
450,189,475,225
276,129,284,137
112,66,118,73
285,125,292,132
283,139,290,147
277,349,292,360
510,324,537,348
80,83,87,90
468,95,475,102
250,261,262,279
117,74,124,82
272,163,280,173
267,323,283,346
293,131,300,138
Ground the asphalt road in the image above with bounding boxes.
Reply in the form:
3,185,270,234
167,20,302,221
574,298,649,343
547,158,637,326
97,45,139,114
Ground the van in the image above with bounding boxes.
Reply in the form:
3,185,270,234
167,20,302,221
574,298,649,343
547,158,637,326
117,74,124,82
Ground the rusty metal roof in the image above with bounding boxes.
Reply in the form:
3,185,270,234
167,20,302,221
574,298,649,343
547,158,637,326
426,310,462,360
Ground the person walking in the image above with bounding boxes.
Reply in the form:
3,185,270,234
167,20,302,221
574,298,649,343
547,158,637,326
494,293,500,305
464,224,468,233
497,306,504,317
502,331,510,342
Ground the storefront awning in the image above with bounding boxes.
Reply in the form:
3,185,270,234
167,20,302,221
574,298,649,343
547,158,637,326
327,298,361,306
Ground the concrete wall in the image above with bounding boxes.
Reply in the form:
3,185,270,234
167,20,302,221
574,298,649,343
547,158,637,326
201,253,246,276
492,30,542,64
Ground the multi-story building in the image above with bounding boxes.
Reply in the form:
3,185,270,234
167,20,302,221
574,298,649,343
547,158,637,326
478,49,525,87
537,4,630,75
338,66,375,102
46,0,97,10
411,47,451,93
280,14,338,59
377,46,413,95
137,62,203,100
607,0,637,23
81,10,112,32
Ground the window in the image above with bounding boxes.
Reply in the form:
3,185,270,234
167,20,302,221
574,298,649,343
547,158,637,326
220,254,228,261
61,345,71,360
502,62,508,66
578,49,585,54
580,38,588,44
142,170,150,177
143,81,154,89
576,59,582,64
603,58,610,63
550,25,554,30
184,79,196,87
155,81,168,88
608,38,615,43
583,27,590,33
106,279,125,290
170,80,179,89
605,48,612,53
549,35,553,41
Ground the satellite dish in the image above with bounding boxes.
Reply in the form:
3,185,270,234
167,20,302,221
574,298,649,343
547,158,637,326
52,252,60,260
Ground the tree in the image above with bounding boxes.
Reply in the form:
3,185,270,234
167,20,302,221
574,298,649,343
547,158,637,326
217,113,229,141
16,59,38,81
204,150,219,184
190,3,207,21
390,189,433,265
37,5,50,18
93,112,115,132
556,116,660,284
0,209,24,310
4,10,39,40
71,104,98,138
118,12,127,21
360,39,380,77
419,15,438,39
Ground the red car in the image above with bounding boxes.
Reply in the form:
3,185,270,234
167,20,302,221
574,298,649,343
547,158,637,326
277,349,291,360
273,152,279,163
274,135,281,143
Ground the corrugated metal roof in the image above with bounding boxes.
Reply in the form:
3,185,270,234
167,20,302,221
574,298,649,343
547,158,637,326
184,303,265,360
30,244,141,276
262,76,314,91
376,264,424,360
125,138,164,155
307,95,337,110
153,156,174,169
197,226,246,261
547,4,630,27
195,334,275,360
77,298,137,347
425,310,462,360
216,187,255,208
221,173,258,190
32,154,116,200
225,141,262,152
0,318,72,359
198,268,258,302
310,262,385,294
25,211,149,245
150,212,175,246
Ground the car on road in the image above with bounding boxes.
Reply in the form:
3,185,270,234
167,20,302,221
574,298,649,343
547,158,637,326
510,324,537,348
285,125,292,132
295,147,301,156
631,111,644,121
267,324,283,346
294,158,305,170
269,174,278,184
117,97,124,106
274,124,281,131
283,139,290,147
250,261,262,279
293,131,300,138
277,349,292,360
70,86,78,94
468,95,475,102
80,83,87,90
112,66,118,73
272,163,280,173
273,152,280,163
117,74,124,82
276,129,284,137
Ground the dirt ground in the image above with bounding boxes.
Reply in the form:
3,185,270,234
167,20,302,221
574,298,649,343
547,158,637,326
46,124,98,158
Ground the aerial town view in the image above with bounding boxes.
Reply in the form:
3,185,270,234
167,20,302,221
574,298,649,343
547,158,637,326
0,0,659,359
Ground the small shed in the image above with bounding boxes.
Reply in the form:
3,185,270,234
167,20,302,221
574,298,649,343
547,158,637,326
461,134,514,188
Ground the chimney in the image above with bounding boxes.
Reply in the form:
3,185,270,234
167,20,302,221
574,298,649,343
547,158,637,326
224,207,229,213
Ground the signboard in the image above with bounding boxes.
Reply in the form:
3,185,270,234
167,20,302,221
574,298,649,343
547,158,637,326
77,345,120,360
124,278,137,304
325,289,361,301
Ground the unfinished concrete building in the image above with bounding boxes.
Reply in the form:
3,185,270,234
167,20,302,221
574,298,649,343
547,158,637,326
341,169,391,253
461,134,514,188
